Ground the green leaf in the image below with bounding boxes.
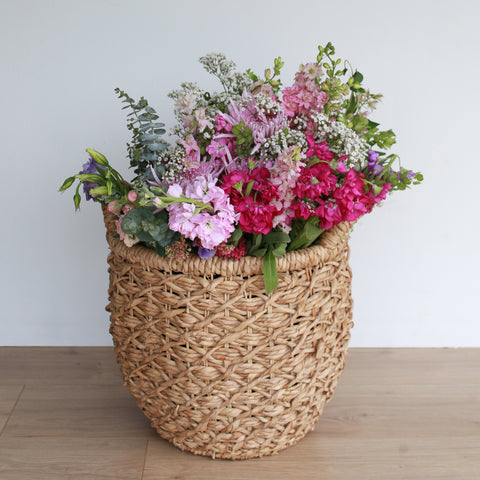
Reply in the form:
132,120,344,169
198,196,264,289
263,231,290,244
140,134,160,142
353,71,364,83
229,227,243,244
59,176,75,192
147,143,168,152
263,251,278,294
272,243,287,257
154,244,166,257
121,207,178,247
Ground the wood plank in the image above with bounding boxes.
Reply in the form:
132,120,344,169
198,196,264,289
315,382,480,438
0,347,121,385
0,438,146,480
143,435,480,480
342,348,480,385
2,385,155,438
0,386,24,433
2,347,478,387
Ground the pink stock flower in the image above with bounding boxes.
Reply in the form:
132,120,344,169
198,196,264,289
282,82,329,118
221,170,252,196
175,93,196,115
179,134,201,167
305,136,334,161
315,200,343,230
166,174,238,250
296,63,323,83
235,196,280,235
194,108,213,132
294,162,337,200
206,139,227,159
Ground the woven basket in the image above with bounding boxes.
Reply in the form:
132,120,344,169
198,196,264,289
103,208,354,460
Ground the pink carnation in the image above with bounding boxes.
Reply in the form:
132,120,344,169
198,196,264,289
235,196,280,235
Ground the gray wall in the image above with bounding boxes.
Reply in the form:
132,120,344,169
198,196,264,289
2,0,479,346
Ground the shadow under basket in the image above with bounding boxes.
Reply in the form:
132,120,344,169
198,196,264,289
103,208,354,460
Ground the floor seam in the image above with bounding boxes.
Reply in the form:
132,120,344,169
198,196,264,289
140,439,149,480
0,385,25,437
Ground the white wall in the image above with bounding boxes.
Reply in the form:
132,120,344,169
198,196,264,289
2,0,479,346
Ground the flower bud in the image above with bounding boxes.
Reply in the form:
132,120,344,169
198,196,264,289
108,200,121,213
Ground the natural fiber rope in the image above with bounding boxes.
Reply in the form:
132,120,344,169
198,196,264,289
103,208,354,459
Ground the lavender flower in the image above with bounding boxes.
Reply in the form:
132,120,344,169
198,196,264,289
80,158,105,200
198,247,216,259
367,150,383,176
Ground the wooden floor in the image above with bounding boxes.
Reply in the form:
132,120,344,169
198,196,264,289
0,348,479,479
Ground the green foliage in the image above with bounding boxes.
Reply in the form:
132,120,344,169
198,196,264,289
232,122,253,157
248,56,284,94
59,149,128,210
263,251,278,294
115,89,168,177
287,217,324,252
314,42,397,155
121,207,179,248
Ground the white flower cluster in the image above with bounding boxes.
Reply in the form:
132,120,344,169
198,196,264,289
258,127,307,159
157,146,187,184
255,92,280,116
311,113,368,168
199,53,252,95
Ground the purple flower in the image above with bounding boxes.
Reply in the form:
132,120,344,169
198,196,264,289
198,247,216,259
367,150,383,177
80,158,105,200
367,150,379,163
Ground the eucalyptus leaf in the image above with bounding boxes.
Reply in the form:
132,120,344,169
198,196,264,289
148,143,168,152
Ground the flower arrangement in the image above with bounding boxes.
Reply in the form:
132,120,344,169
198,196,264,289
61,42,422,292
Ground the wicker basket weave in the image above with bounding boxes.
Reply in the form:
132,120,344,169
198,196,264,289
103,208,354,460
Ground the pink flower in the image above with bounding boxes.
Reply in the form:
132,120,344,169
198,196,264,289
179,134,201,167
194,108,213,132
206,139,227,159
166,174,238,249
297,63,323,83
282,81,329,118
175,93,196,115
294,162,337,200
235,196,280,235
127,191,137,202
333,169,376,223
291,200,313,220
167,183,183,198
336,156,349,173
179,134,199,156
305,136,334,161
214,114,232,133
115,213,139,247
107,200,122,213
221,170,252,196
315,200,343,230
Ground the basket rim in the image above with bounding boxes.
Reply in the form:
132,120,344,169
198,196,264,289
103,207,353,277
